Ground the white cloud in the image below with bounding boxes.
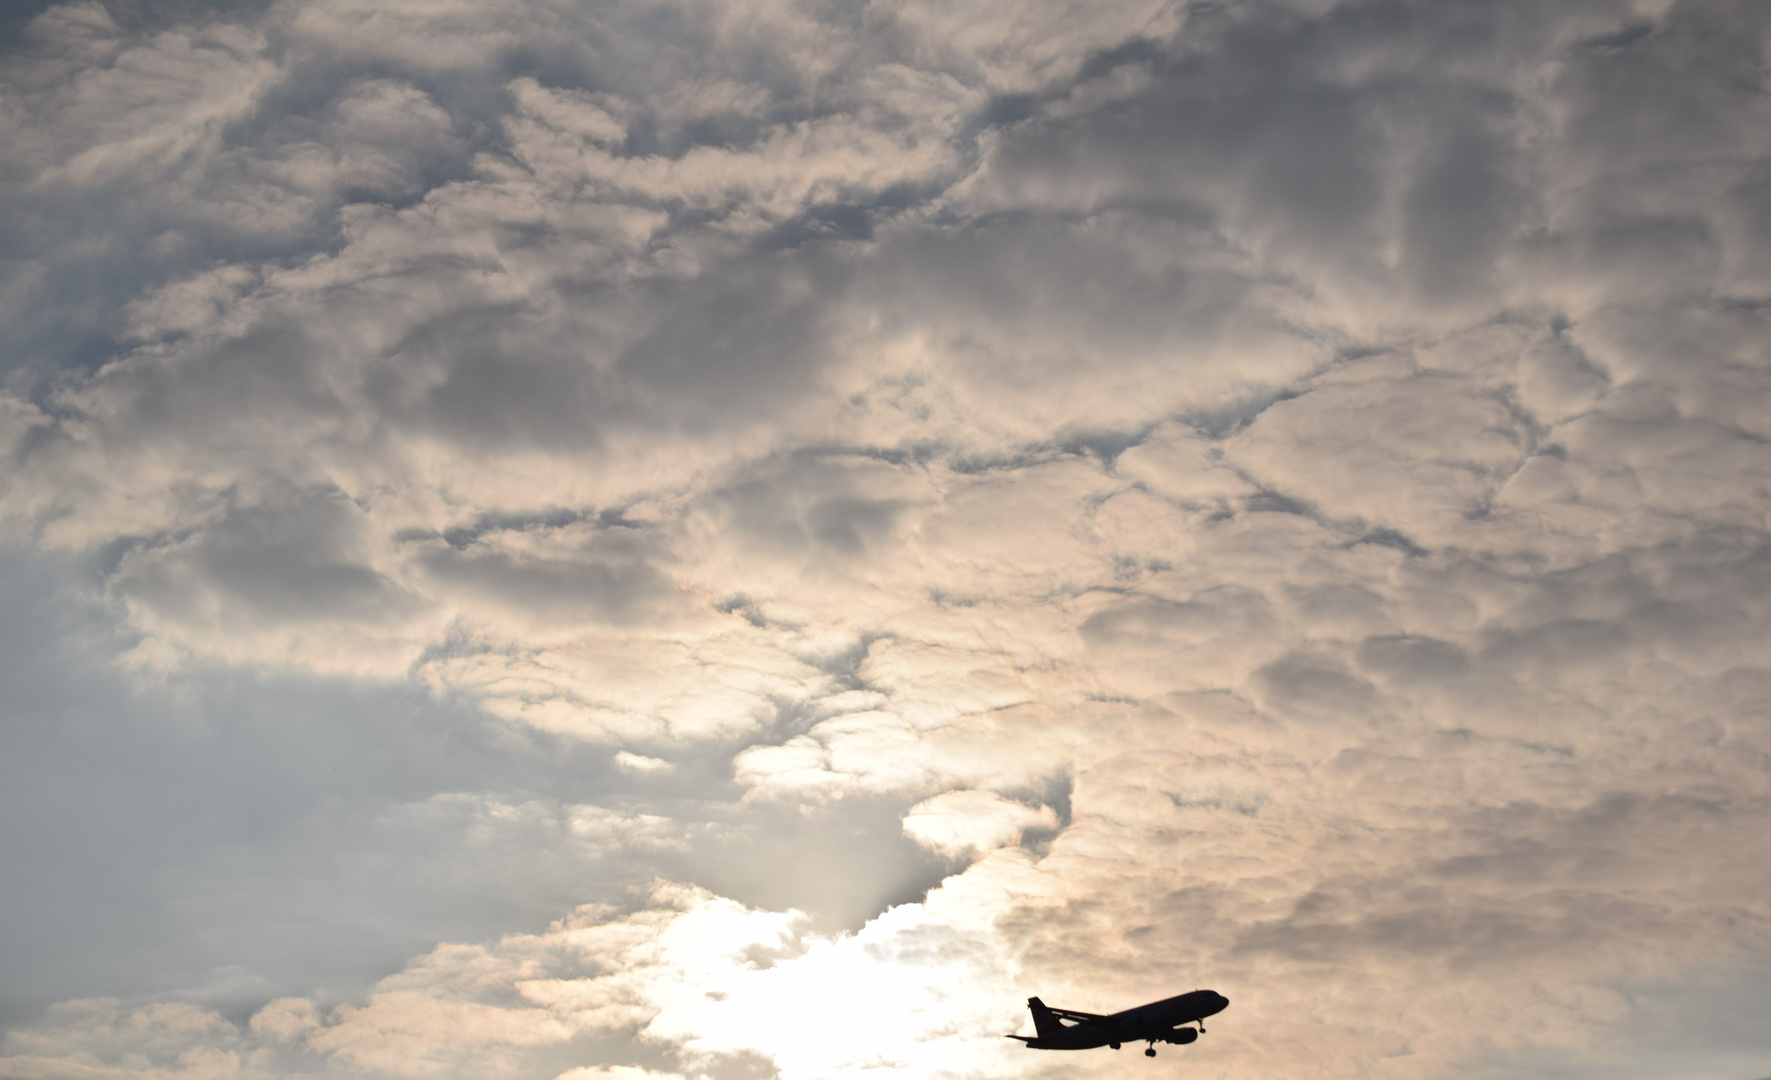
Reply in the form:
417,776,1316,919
613,752,674,776
553,1068,683,1080
901,790,1058,858
4,1,1771,1079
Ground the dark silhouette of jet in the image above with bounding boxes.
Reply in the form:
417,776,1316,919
1007,989,1228,1058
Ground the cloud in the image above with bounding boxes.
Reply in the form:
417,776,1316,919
0,879,1028,1080
614,752,674,776
3,0,1771,1079
901,790,1058,858
554,1068,684,1080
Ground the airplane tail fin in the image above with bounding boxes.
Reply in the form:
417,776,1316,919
1027,997,1062,1040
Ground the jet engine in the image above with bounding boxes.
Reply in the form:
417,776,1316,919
1165,1028,1199,1045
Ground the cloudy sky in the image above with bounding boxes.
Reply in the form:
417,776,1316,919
2,0,1770,1078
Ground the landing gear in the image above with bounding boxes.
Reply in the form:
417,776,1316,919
1110,1043,1121,1050
1145,1047,1157,1058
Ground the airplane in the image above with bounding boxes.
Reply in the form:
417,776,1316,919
1006,989,1229,1058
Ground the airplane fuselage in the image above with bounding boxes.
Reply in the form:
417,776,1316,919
1008,989,1229,1052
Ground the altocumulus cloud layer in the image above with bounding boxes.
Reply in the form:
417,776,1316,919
3,0,1771,1078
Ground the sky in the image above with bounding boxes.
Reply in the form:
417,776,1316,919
1,1,1769,1078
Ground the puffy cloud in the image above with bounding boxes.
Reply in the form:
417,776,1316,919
902,790,1059,858
4,0,1771,1079
614,752,674,776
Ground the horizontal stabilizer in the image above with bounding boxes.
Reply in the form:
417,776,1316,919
1047,1007,1107,1024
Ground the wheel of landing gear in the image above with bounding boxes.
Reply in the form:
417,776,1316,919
1145,1048,1157,1057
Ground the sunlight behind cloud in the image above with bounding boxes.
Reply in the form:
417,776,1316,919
3,0,1770,1078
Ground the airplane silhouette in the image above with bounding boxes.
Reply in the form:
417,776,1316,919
1007,989,1229,1058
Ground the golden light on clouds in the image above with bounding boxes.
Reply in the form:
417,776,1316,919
2,1,1770,1079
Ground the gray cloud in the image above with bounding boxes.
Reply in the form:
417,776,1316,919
114,485,418,631
3,1,1771,1078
